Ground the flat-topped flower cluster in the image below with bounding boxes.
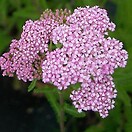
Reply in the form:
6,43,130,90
0,6,128,118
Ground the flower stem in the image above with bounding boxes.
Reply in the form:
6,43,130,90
49,40,52,51
59,91,65,132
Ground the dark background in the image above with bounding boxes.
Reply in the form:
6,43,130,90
0,0,132,132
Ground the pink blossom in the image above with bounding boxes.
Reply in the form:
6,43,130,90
70,75,117,118
49,6,128,117
0,6,128,118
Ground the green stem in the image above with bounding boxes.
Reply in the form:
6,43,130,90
59,91,65,132
49,40,52,51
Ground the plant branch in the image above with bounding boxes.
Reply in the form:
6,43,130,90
59,91,65,132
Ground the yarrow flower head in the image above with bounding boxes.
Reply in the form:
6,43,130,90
43,6,128,118
0,6,128,118
0,9,71,82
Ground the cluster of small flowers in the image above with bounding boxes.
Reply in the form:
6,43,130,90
70,75,117,118
0,9,71,82
0,6,128,118
42,6,128,118
40,9,71,24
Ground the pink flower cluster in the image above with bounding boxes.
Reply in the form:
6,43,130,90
40,9,71,24
0,6,128,118
0,20,55,81
0,9,70,81
42,6,128,118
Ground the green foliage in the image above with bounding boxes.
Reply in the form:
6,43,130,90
13,6,39,19
33,85,57,93
111,1,132,132
85,125,104,132
64,103,86,118
42,89,60,121
0,32,11,54
34,85,86,123
34,86,61,122
56,43,63,49
117,86,131,107
28,79,37,92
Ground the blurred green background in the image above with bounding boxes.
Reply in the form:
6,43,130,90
0,0,132,132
